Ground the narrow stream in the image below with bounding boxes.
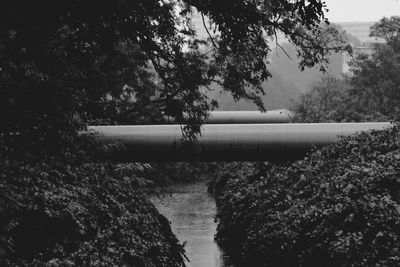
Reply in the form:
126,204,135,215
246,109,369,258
151,182,234,267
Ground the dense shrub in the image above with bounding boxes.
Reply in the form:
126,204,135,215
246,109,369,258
214,126,400,266
0,136,186,266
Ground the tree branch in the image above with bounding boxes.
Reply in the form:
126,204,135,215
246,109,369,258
201,12,219,50
274,30,292,60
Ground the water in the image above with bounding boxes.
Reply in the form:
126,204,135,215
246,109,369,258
151,182,233,267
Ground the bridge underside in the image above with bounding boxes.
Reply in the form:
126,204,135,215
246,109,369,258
89,123,390,162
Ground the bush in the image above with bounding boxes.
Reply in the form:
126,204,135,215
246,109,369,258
214,126,400,266
0,135,186,266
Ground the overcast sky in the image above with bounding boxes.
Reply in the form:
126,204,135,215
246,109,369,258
323,0,400,22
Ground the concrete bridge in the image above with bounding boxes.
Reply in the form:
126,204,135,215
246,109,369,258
89,111,391,161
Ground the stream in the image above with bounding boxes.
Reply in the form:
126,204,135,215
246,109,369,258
151,182,235,267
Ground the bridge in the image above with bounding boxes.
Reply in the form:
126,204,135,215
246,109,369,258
89,111,391,161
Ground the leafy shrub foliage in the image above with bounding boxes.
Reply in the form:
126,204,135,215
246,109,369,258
0,136,185,266
214,126,400,266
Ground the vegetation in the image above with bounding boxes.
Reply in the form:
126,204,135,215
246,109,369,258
293,76,389,122
294,76,358,122
0,1,347,265
213,16,400,266
0,134,187,266
370,16,400,52
350,25,400,117
0,1,347,137
209,23,358,111
294,16,400,122
213,126,400,266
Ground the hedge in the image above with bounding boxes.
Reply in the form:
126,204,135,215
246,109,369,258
0,135,186,266
213,126,400,266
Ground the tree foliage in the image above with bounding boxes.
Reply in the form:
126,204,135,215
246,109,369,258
350,45,400,117
370,16,400,52
294,76,358,122
348,16,400,117
0,0,347,140
0,136,186,266
295,16,400,122
0,1,349,265
293,76,390,122
213,127,400,266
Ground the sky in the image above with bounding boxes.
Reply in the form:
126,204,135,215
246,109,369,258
323,0,400,22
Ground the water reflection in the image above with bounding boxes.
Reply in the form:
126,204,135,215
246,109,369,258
151,182,233,267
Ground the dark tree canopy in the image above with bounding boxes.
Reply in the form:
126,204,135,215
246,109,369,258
0,0,347,145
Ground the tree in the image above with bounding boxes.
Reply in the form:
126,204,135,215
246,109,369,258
349,16,400,117
350,46,400,116
294,76,358,122
0,1,349,265
0,0,347,142
370,16,400,52
297,16,400,122
293,75,389,123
